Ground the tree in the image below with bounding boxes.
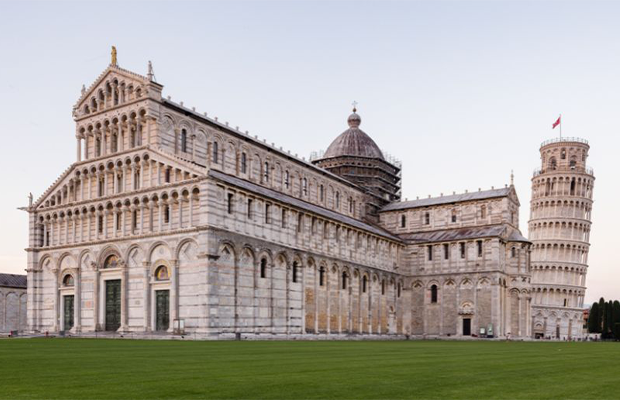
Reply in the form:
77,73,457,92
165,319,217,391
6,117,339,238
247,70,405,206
588,302,600,333
598,297,606,333
613,301,620,339
603,301,614,339
614,323,620,342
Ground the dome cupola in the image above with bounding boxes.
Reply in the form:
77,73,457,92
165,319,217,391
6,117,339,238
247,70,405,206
322,108,385,160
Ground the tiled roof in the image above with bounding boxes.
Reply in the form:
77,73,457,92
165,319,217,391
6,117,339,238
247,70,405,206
381,187,512,212
398,224,530,244
208,170,401,242
0,273,27,289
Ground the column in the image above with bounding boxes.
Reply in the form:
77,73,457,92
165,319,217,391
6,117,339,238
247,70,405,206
178,199,183,229
52,268,59,332
139,204,145,235
143,262,151,331
168,260,179,333
74,269,81,333
120,262,128,332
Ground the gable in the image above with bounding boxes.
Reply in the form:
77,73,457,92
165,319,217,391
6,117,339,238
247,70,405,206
73,65,160,119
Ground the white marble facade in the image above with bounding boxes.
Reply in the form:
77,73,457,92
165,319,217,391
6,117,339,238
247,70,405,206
26,58,534,339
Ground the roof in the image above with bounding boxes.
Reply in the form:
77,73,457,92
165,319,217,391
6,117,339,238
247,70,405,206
208,170,401,242
0,273,27,289
398,224,530,244
380,187,512,212
321,112,385,160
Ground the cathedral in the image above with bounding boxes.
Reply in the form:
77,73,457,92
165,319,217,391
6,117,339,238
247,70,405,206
25,53,537,339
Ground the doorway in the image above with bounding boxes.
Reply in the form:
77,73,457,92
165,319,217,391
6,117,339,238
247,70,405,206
63,295,74,331
463,318,471,336
105,280,121,331
156,290,170,331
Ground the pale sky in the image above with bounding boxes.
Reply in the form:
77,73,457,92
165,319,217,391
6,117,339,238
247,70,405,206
0,0,618,304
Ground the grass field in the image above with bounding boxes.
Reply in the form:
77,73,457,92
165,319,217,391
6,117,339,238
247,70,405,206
0,339,619,399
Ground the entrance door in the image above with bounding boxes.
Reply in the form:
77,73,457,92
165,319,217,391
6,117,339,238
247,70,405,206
105,280,121,331
463,318,471,336
156,290,170,331
63,295,74,331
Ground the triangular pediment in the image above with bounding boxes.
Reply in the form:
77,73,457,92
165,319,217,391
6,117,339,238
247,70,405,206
507,185,520,206
73,64,162,118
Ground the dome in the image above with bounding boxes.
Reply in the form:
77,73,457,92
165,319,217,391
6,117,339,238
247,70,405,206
322,110,385,160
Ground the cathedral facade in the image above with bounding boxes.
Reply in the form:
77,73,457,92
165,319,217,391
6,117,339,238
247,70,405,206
25,57,532,339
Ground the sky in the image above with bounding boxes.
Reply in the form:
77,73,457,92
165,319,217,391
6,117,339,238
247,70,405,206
0,0,618,304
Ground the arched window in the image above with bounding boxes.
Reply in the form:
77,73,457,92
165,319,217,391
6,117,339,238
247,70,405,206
381,280,386,295
95,138,101,157
335,192,340,209
103,254,120,269
319,267,326,287
570,178,576,195
260,258,267,278
292,261,299,283
181,129,187,153
401,215,406,228
319,185,324,202
284,171,290,189
570,156,577,169
511,247,516,258
164,204,170,223
63,274,74,287
241,152,247,174
263,161,270,182
342,272,348,290
362,275,368,293
431,284,438,303
424,212,430,225
397,282,402,298
155,265,170,281
561,149,566,159
212,142,219,164
302,178,308,196
549,157,557,170
451,209,457,223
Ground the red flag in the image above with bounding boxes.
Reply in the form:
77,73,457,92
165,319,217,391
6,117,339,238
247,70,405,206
552,116,561,129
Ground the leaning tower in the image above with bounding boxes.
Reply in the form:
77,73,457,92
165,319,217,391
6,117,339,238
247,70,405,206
529,138,594,339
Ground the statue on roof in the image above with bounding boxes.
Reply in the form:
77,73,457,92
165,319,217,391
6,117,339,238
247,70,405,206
111,46,118,66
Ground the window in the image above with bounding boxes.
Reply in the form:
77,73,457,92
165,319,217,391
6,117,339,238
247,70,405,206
549,157,557,170
117,173,123,192
336,192,340,209
284,171,290,189
155,265,170,281
342,272,348,290
247,199,253,219
116,212,121,231
98,215,103,233
424,212,430,225
260,258,267,278
95,138,101,157
263,162,270,182
561,149,566,159
477,240,483,257
98,178,105,197
265,203,271,224
292,262,299,283
381,280,386,295
63,274,74,287
428,245,433,261
132,210,137,231
570,178,576,195
397,282,402,298
227,193,234,214
362,275,368,293
311,217,316,233
111,134,118,153
181,129,187,153
349,198,354,214
401,215,406,228
212,142,219,164
297,213,303,232
511,247,516,258
481,205,487,219
302,178,308,196
164,205,170,224
319,185,324,202
564,298,568,307
241,152,247,174
319,267,325,287
281,209,287,228
451,210,457,223
431,285,438,303
444,244,449,260
165,168,171,183
134,169,140,190
460,242,465,259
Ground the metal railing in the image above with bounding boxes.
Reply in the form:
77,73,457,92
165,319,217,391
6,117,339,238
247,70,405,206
533,165,594,177
540,137,589,148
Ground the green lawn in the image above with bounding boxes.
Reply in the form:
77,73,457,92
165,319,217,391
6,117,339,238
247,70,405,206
0,339,618,399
